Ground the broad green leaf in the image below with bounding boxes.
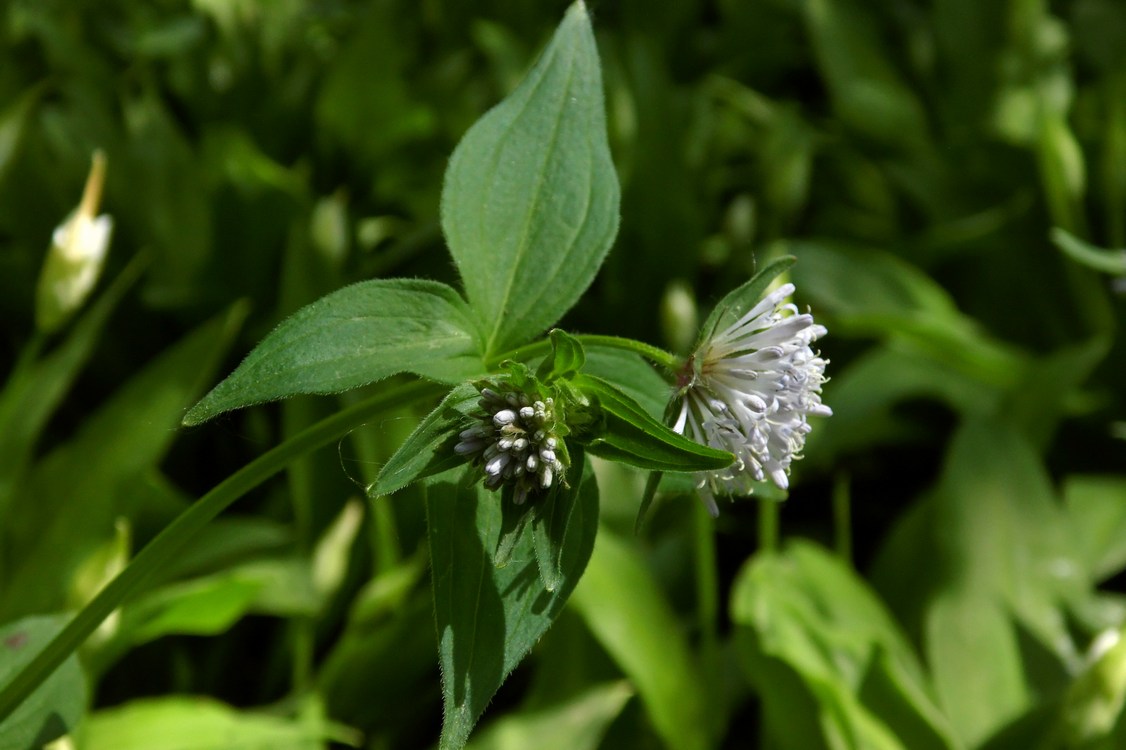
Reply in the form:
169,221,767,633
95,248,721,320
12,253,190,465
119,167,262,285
465,680,633,750
570,526,712,750
184,279,484,425
428,464,598,750
926,591,1031,748
78,696,357,750
369,383,481,497
1064,476,1126,582
580,345,669,421
536,329,586,384
0,615,86,750
441,1,620,359
575,374,733,472
696,255,795,349
730,541,960,750
789,241,1024,386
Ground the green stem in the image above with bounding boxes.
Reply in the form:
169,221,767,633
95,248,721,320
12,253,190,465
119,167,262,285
692,500,720,741
0,379,444,723
758,500,779,553
488,333,680,372
833,472,852,565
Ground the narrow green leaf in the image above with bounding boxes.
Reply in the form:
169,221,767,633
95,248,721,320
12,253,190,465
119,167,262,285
0,615,86,750
531,448,586,592
575,374,733,472
428,464,598,750
697,256,795,349
1051,227,1126,275
441,1,620,359
570,527,712,750
368,383,480,497
184,279,484,425
536,329,586,384
1064,475,1126,582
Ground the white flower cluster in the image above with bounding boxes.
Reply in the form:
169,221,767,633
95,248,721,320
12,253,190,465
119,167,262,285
674,282,831,515
455,386,567,505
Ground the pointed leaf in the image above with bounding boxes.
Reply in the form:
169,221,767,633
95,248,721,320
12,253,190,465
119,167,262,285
574,374,733,471
536,329,586,384
531,448,586,592
184,279,484,425
697,255,795,348
428,463,598,750
368,383,480,497
441,1,619,359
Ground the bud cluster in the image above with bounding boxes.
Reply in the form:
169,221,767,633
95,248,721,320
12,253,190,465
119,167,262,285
455,384,568,505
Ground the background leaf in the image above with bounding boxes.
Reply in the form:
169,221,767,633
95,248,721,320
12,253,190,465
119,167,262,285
441,1,619,359
0,615,86,750
570,526,713,750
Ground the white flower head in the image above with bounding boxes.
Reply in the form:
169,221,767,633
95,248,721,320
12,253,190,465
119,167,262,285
673,282,831,516
455,381,569,506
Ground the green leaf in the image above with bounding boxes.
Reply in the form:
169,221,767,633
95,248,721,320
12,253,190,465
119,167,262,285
0,258,143,520
441,1,620,359
0,615,87,750
465,680,633,750
1,304,247,620
925,591,1031,748
1051,228,1126,275
730,541,960,750
78,696,357,750
696,255,795,349
574,374,733,472
427,463,599,750
369,383,480,497
1064,475,1126,582
184,279,484,425
570,526,712,750
536,329,586,383
531,447,586,592
580,344,670,421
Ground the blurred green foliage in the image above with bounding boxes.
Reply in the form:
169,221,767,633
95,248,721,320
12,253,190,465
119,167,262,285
1,0,1125,748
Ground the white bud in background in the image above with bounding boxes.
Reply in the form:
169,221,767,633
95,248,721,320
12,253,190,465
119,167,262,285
36,150,113,334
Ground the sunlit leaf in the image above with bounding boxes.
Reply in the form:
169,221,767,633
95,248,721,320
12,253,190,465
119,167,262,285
442,1,619,360
184,280,484,425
